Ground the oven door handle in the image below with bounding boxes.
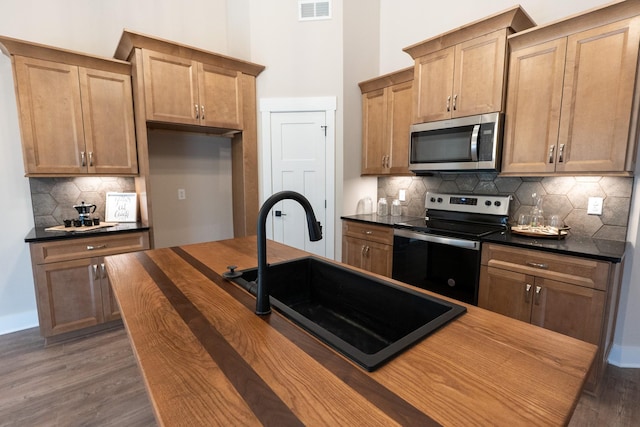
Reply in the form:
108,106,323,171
394,228,480,250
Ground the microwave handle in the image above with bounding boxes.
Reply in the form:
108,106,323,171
470,124,480,161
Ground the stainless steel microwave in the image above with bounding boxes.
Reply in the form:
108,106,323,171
409,112,503,173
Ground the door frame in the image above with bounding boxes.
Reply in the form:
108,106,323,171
259,97,336,260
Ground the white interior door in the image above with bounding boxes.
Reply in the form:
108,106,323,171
270,111,326,256
260,97,336,260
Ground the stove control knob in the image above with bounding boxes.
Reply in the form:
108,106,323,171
494,201,502,207
430,197,436,203
485,200,492,206
437,197,443,203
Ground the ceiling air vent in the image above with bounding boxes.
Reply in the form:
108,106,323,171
299,1,331,21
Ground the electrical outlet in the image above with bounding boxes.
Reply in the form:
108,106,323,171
399,189,406,202
178,188,186,200
587,197,603,215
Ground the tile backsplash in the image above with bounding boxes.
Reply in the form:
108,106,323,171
378,174,633,241
30,177,136,227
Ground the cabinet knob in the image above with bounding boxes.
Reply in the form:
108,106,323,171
80,151,86,167
201,105,205,120
453,94,458,111
92,264,99,280
548,145,555,163
558,144,565,163
101,263,107,279
194,104,200,119
534,285,543,305
446,95,451,112
88,151,94,167
524,283,532,303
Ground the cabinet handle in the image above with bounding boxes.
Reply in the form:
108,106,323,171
88,151,94,167
534,286,542,305
453,94,458,111
526,261,548,269
361,245,366,256
558,144,565,163
364,230,373,235
92,264,99,280
548,145,555,163
524,283,532,303
365,246,370,256
101,263,107,279
446,95,451,112
195,104,200,119
201,105,205,120
87,244,107,251
80,151,86,167
386,155,390,168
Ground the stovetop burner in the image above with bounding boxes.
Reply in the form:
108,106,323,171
395,192,511,240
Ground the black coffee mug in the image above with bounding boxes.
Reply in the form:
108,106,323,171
63,219,72,227
93,218,100,226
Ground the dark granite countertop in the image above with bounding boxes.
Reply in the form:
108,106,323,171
25,222,150,243
341,213,423,226
341,214,626,263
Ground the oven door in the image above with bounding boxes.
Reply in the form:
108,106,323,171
392,229,481,305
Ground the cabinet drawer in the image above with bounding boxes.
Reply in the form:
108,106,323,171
481,243,610,290
342,221,393,245
30,231,150,265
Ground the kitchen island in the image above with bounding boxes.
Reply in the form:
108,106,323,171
104,237,596,426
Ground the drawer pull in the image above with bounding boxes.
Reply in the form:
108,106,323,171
364,230,373,235
87,244,107,251
526,261,548,269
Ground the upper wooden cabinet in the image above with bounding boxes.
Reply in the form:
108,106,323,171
115,30,264,133
404,6,535,124
359,68,413,175
141,49,243,130
0,36,138,176
502,1,640,176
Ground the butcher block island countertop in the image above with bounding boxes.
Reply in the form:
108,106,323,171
104,236,596,426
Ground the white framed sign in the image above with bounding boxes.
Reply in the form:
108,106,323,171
105,192,138,222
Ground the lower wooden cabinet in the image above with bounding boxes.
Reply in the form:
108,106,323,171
29,231,149,343
342,220,393,277
479,243,623,393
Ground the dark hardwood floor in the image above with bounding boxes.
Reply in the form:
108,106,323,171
1,326,638,426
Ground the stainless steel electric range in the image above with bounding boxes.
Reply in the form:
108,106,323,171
392,192,511,305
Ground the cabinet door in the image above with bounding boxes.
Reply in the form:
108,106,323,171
557,18,640,173
361,89,387,174
142,50,199,125
387,80,413,174
531,278,605,345
199,63,243,130
79,68,138,174
342,235,367,270
365,240,393,277
96,260,121,322
478,266,533,323
34,258,104,337
14,56,86,175
452,29,507,118
413,46,455,123
502,38,567,174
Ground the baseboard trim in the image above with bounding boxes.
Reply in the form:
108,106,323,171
608,343,640,368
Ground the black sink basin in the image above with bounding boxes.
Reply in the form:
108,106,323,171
231,256,466,371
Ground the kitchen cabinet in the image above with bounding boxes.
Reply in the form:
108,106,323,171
29,231,149,344
479,243,623,393
502,2,640,175
342,220,393,277
114,30,265,238
0,35,138,176
359,68,413,175
403,6,535,124
142,49,243,130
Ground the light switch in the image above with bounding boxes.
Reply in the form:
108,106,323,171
587,197,603,215
399,189,406,202
178,188,186,200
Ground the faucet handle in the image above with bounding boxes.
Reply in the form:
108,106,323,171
223,265,242,279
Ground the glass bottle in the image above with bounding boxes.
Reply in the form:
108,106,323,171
377,198,388,216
